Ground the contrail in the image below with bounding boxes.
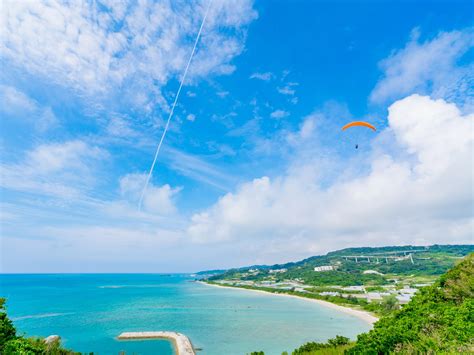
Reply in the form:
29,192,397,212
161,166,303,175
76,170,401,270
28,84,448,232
139,0,213,211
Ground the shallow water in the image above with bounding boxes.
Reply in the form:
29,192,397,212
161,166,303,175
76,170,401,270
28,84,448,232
0,274,371,354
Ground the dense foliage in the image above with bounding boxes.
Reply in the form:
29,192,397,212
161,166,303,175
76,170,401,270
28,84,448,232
0,298,78,355
0,299,16,352
348,253,474,354
292,336,351,354
248,336,352,355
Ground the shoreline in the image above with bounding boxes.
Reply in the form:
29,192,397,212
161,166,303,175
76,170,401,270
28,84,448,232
117,331,195,355
198,281,379,325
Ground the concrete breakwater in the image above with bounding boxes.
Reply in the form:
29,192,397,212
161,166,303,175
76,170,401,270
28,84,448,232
117,331,195,355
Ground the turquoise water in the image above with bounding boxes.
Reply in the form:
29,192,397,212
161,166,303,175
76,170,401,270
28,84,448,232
0,274,371,354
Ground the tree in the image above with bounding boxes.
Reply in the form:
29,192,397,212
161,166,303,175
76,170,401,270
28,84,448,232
327,335,349,346
0,298,79,354
380,294,399,314
0,298,16,351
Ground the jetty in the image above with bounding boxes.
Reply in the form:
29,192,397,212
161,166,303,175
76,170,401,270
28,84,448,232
117,331,195,355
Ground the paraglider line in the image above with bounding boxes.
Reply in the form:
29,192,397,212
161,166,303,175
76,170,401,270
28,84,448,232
139,0,213,211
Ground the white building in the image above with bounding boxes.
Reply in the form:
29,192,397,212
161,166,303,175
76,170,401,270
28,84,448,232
314,265,334,272
319,291,340,297
396,294,412,304
396,287,418,303
366,292,391,301
341,285,365,292
269,268,287,274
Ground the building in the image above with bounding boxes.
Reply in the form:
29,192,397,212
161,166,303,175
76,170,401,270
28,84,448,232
341,285,365,292
396,294,412,304
396,287,418,304
269,268,287,274
319,291,340,297
366,292,391,302
314,265,334,272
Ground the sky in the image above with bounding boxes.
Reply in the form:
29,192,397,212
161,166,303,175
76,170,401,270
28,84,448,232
0,0,473,273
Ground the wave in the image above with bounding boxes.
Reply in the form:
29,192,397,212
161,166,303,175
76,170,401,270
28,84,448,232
98,285,163,289
12,312,73,321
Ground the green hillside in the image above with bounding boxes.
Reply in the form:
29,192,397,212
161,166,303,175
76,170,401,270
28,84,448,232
208,245,473,287
347,252,474,354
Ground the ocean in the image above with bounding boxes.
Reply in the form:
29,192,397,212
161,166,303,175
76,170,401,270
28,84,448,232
0,274,372,354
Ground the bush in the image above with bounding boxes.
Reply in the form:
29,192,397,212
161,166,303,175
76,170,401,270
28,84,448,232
0,298,79,354
347,254,474,354
3,337,46,354
292,336,351,354
0,298,17,351
327,336,350,347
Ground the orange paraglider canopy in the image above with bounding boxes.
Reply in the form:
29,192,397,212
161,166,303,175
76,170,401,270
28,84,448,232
342,121,376,131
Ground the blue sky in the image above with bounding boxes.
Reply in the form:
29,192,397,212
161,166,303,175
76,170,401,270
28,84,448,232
1,0,473,272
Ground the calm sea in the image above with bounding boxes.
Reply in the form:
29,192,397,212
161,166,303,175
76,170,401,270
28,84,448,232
0,274,371,354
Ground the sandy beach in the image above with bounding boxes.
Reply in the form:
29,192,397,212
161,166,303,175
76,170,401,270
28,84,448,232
198,281,379,325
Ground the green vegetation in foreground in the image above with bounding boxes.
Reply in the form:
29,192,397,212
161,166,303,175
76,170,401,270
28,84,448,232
292,336,352,354
0,298,79,355
248,336,353,355
248,253,474,354
347,253,474,354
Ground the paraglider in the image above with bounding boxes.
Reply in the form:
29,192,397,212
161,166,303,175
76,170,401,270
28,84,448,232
341,121,376,149
341,121,376,131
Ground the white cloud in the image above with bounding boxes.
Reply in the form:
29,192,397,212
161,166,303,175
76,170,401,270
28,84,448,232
277,82,298,96
0,0,257,111
28,141,104,174
277,86,295,96
370,28,473,109
0,85,58,131
270,109,289,119
119,173,180,215
250,72,274,81
0,85,36,113
106,115,141,139
206,141,237,157
0,140,107,198
162,147,237,191
187,95,473,262
298,115,317,139
186,113,196,122
216,91,229,98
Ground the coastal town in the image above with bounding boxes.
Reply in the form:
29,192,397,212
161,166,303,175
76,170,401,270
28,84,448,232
202,245,471,316
207,269,423,305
